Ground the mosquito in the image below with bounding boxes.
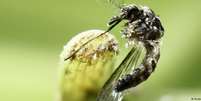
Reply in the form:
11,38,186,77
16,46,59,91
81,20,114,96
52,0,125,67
96,2,164,101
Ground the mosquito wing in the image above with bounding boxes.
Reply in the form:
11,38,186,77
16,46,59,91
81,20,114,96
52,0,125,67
97,46,143,101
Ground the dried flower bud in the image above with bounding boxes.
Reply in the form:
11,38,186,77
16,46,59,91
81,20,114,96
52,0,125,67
58,29,118,101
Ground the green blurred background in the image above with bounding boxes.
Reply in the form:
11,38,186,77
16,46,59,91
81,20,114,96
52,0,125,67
0,0,201,101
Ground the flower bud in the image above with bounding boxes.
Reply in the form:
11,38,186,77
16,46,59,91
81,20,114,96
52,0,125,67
58,29,118,101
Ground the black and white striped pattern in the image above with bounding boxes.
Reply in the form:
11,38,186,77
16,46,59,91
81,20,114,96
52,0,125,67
115,40,160,92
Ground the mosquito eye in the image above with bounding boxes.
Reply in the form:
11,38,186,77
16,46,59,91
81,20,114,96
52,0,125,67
132,6,139,11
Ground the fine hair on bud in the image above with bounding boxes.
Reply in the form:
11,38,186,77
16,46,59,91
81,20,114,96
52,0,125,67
58,29,119,101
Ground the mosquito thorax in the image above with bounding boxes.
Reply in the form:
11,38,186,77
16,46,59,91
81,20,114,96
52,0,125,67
120,5,164,45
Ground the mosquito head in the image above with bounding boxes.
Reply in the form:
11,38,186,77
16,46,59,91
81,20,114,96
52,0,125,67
120,4,141,21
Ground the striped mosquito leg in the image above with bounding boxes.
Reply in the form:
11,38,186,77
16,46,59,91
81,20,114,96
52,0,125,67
115,41,160,92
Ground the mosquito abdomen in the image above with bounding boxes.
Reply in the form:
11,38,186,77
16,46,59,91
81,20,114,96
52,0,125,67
115,41,160,92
